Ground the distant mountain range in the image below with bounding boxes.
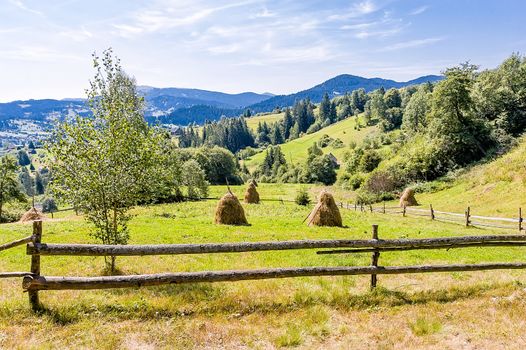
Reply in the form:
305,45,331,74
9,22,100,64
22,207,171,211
0,74,442,136
247,74,442,112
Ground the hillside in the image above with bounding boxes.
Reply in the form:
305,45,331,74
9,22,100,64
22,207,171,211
247,74,442,112
244,115,377,170
245,112,285,131
405,137,526,217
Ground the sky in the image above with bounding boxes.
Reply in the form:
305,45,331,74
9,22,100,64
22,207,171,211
0,0,525,102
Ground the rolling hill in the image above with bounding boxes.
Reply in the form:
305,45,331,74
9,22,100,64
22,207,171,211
244,115,378,171
247,74,442,112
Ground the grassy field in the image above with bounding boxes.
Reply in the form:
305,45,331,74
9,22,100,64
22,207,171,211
1,183,526,348
245,112,285,131
244,116,377,171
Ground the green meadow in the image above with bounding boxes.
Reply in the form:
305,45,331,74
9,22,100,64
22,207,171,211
1,182,525,348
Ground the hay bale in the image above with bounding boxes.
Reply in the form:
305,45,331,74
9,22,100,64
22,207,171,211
214,192,248,225
399,188,418,207
244,183,260,204
19,207,45,223
306,191,342,227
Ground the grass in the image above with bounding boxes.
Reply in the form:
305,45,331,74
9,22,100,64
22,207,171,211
246,112,285,131
1,183,526,348
244,115,377,171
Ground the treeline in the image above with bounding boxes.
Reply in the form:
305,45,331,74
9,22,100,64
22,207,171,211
340,54,526,201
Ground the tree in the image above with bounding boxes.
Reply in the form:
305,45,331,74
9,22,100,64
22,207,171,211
281,108,293,140
427,63,493,165
18,167,34,197
350,88,367,114
34,171,45,195
182,159,209,199
402,85,431,134
0,155,26,221
48,49,161,273
270,123,284,144
17,149,31,166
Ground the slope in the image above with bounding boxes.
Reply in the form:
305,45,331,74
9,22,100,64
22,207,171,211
244,115,377,170
402,137,526,217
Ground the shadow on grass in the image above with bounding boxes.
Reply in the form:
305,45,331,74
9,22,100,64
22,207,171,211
32,280,524,324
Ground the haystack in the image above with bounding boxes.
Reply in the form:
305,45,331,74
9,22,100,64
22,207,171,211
244,182,260,204
399,188,418,207
19,207,45,223
248,179,258,187
306,191,342,227
214,192,248,225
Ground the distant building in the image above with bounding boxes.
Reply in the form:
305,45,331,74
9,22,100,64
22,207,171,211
327,153,340,168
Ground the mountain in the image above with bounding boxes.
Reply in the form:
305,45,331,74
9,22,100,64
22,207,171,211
0,74,442,141
139,86,272,110
247,74,443,112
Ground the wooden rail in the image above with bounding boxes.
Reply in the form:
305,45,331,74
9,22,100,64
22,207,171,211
2,221,524,310
342,201,524,232
0,235,34,252
26,234,526,256
22,263,526,291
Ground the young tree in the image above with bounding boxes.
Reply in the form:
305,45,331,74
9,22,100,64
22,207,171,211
0,155,26,220
182,159,209,199
48,49,161,273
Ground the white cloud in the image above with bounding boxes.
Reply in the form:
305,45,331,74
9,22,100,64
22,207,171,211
8,0,44,16
328,0,378,21
379,37,444,51
113,0,257,37
410,6,429,15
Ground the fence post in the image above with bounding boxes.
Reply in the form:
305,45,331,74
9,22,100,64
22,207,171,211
29,220,42,311
369,205,373,213
354,203,357,211
403,205,406,217
370,224,379,290
465,206,471,227
383,202,386,214
430,204,435,220
519,208,522,232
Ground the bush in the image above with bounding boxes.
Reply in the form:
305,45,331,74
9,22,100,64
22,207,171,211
349,173,365,190
42,197,58,213
331,138,344,148
295,187,311,206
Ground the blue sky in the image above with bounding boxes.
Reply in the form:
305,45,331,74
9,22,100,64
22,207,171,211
0,0,525,102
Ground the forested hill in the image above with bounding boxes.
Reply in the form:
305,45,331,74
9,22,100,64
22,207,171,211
247,74,443,112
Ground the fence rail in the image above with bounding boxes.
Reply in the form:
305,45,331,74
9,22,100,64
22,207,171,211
339,201,524,232
2,221,526,311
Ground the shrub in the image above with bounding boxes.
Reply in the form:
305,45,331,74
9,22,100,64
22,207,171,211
295,187,311,206
349,173,365,190
42,197,58,213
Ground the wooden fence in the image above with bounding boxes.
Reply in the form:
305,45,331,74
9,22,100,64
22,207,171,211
1,221,526,310
337,201,524,232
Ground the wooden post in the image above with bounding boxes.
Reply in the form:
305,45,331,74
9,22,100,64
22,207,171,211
370,225,379,290
340,202,343,208
354,203,357,211
403,205,406,217
369,205,373,213
29,221,42,311
51,210,54,219
465,206,471,227
430,204,435,220
520,208,523,232
383,202,386,214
